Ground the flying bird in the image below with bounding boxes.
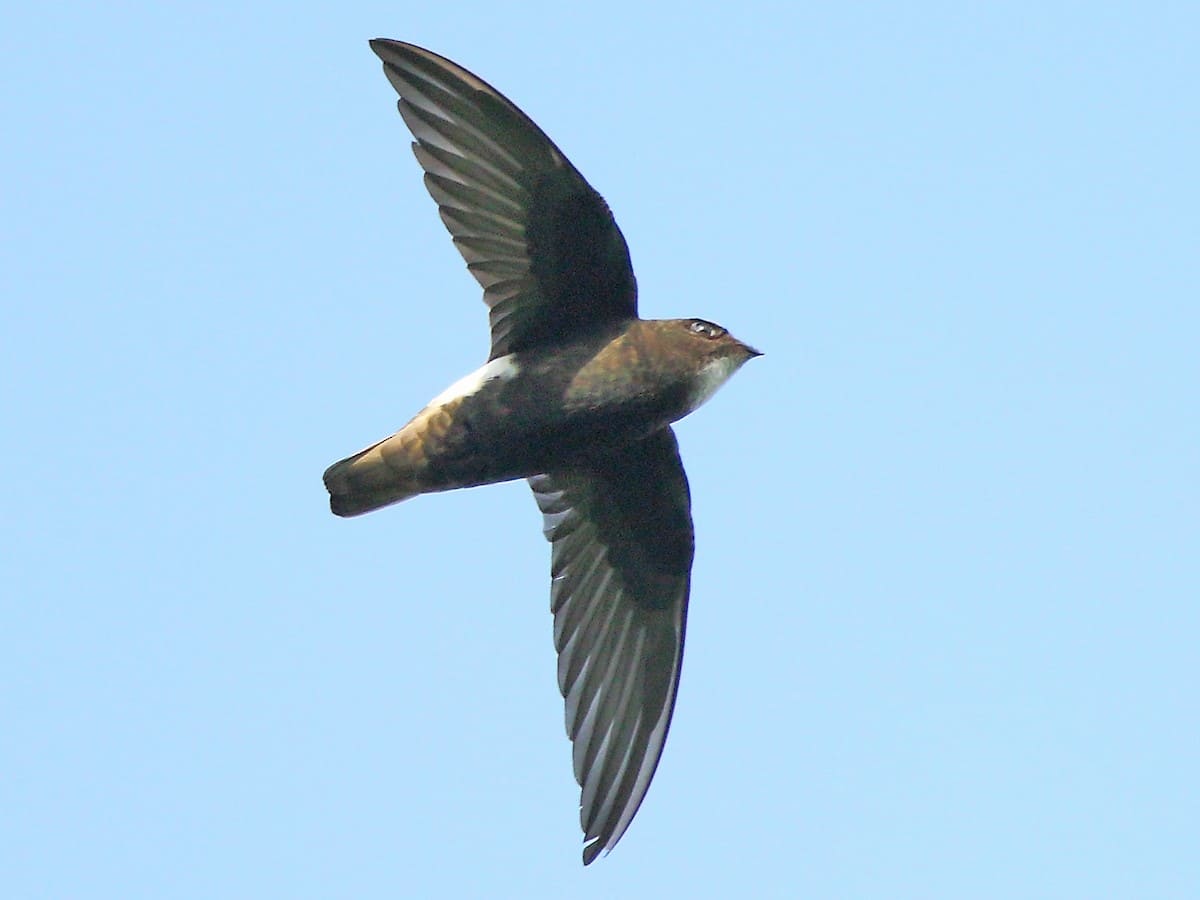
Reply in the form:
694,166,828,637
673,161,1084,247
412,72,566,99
324,39,760,864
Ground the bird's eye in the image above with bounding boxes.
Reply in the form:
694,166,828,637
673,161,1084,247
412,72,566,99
688,320,725,339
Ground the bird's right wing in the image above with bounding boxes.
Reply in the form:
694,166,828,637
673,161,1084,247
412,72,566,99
370,40,639,360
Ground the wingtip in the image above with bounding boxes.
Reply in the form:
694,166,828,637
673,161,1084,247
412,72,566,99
582,840,604,865
368,37,404,62
370,38,435,64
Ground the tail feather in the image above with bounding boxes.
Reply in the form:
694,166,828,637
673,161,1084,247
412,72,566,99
323,436,421,517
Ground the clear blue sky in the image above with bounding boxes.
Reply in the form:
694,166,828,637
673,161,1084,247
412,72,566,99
3,2,1196,897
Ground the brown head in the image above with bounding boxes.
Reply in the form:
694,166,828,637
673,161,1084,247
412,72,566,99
625,317,761,417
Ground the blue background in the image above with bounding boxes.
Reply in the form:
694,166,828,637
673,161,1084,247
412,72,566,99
3,2,1196,896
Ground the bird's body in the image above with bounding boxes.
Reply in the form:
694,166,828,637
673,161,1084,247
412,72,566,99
325,318,749,515
324,39,758,863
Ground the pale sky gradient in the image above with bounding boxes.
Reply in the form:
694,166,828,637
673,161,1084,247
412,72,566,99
3,2,1197,897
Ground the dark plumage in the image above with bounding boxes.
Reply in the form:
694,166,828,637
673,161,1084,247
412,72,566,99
324,40,759,863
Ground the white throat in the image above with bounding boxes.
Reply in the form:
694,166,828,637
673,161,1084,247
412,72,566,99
686,356,741,413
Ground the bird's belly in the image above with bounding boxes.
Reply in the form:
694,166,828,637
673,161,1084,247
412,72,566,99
412,389,670,493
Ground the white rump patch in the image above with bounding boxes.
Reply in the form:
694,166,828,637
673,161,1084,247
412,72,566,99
429,354,520,407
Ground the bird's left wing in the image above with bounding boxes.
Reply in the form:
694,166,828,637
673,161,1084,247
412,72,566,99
529,427,693,864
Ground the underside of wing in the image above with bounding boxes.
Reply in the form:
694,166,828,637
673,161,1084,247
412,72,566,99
529,427,693,863
370,40,638,359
